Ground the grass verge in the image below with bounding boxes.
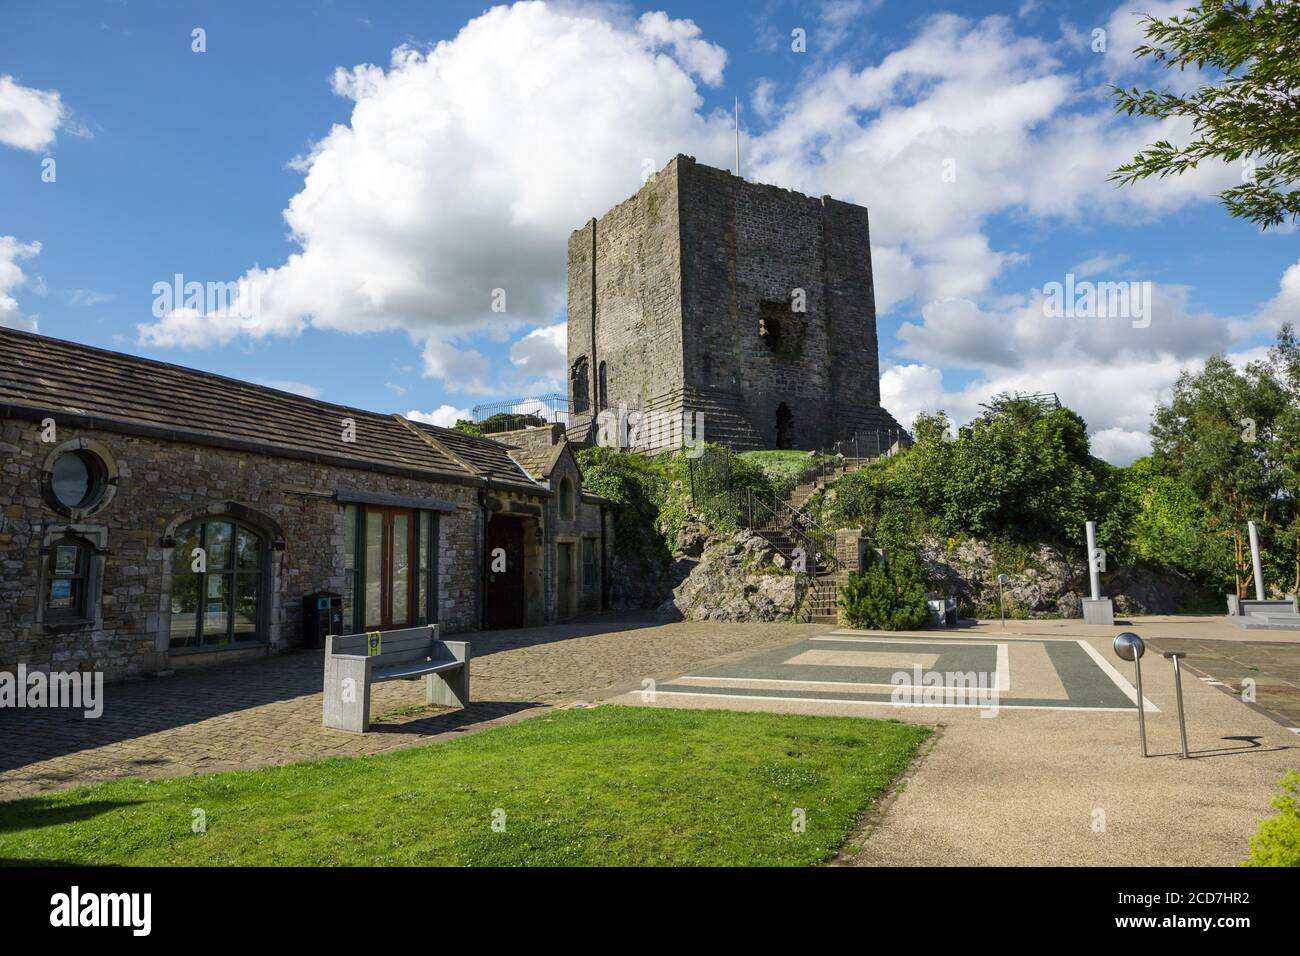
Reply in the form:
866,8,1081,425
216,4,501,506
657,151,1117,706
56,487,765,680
0,705,928,866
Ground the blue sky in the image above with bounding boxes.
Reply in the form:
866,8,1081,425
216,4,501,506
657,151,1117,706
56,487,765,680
1,0,1296,464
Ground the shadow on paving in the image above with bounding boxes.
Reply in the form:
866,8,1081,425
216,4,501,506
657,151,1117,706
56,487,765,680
1146,636,1300,728
0,613,656,775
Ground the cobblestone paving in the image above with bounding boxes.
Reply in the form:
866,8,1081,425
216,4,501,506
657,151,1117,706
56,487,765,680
0,616,827,800
1145,636,1300,728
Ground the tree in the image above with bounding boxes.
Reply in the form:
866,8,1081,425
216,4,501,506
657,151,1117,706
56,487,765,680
839,550,931,631
1149,339,1293,596
1111,0,1300,228
897,395,1105,546
1267,326,1300,593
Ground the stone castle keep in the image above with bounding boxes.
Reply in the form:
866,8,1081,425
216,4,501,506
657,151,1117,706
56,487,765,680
566,154,902,451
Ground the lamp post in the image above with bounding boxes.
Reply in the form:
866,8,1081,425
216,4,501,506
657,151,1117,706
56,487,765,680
997,573,1008,629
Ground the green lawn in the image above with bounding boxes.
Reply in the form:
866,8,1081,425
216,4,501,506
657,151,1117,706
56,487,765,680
738,449,831,495
0,706,928,866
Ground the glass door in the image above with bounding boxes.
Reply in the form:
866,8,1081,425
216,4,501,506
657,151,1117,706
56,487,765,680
363,506,416,630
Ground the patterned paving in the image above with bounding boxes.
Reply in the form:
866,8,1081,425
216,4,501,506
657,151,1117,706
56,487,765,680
1145,636,1300,728
648,632,1148,711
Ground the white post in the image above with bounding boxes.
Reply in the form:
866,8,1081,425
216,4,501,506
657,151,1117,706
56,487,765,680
1248,520,1266,601
734,96,741,177
1086,520,1101,601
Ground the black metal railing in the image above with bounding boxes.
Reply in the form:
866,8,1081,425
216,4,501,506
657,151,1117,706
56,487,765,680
471,395,571,435
822,427,912,460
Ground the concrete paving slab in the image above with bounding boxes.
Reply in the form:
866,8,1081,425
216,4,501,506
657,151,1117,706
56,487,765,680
611,623,1298,866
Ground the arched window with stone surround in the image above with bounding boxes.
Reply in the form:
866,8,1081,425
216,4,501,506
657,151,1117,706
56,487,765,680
559,476,574,519
169,517,267,650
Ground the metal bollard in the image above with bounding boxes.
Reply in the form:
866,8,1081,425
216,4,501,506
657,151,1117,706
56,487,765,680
1113,632,1147,757
1162,651,1191,758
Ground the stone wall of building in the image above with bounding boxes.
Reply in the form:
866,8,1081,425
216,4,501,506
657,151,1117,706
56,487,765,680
565,155,900,454
0,418,482,680
546,450,607,618
567,161,684,442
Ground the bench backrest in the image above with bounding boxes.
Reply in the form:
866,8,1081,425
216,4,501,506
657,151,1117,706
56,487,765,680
326,624,441,664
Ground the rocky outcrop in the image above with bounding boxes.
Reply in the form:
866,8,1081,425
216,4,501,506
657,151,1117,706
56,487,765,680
656,528,803,622
916,536,1213,618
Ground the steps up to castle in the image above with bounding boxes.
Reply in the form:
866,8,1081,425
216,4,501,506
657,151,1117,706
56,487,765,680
640,386,767,451
802,575,840,624
787,456,875,511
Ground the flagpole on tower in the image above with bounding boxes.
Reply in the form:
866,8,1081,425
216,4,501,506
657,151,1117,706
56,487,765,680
734,96,741,178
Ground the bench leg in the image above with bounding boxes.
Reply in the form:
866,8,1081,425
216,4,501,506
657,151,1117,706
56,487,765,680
426,641,470,709
323,656,372,732
427,666,468,709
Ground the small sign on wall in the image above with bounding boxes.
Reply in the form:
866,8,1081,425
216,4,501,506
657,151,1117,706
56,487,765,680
366,631,382,656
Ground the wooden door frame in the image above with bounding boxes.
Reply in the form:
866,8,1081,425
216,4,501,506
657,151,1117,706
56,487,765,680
364,505,416,631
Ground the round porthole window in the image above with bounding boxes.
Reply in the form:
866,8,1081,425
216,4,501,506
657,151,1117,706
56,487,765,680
48,449,109,511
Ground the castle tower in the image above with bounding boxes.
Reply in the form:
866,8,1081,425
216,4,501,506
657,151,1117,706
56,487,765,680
566,154,902,452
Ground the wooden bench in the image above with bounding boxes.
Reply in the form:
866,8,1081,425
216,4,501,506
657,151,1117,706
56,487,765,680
322,624,469,733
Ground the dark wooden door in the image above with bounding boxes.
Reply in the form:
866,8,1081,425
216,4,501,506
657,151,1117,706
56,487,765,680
364,506,416,630
486,517,525,629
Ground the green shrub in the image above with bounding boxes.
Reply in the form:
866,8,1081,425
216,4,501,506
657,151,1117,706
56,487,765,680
839,550,930,630
1244,771,1300,866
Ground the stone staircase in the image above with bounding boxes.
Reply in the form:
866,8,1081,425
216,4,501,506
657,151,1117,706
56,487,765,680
788,456,875,511
751,521,842,625
754,456,883,624
641,385,767,450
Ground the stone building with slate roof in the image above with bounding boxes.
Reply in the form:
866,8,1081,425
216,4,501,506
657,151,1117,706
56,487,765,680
0,327,610,680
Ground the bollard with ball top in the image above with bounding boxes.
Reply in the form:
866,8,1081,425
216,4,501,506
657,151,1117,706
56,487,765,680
1113,632,1148,757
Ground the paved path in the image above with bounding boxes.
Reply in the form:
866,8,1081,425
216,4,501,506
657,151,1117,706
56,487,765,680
0,616,825,800
610,618,1300,866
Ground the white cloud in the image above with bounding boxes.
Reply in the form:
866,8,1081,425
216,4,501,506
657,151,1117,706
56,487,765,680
1089,427,1152,465
67,289,115,306
0,236,41,331
383,381,407,396
136,2,735,372
896,282,1229,372
1071,252,1128,278
635,11,726,86
508,322,567,390
1244,259,1300,339
405,404,472,428
747,11,1234,314
0,76,65,151
252,379,322,399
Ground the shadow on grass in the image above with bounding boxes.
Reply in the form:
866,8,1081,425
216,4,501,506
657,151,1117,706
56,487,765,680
0,798,144,836
368,699,543,734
